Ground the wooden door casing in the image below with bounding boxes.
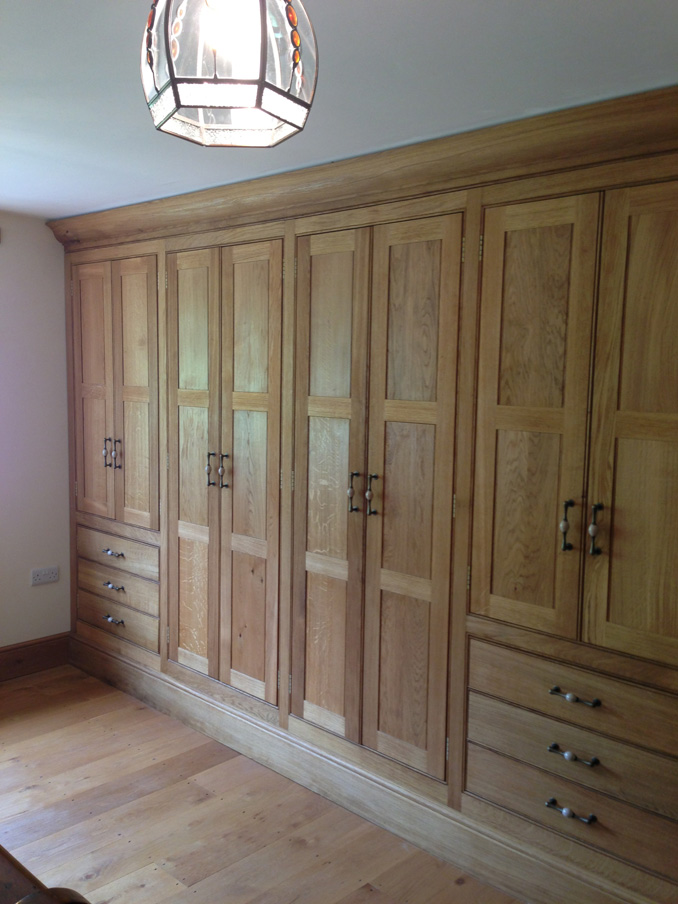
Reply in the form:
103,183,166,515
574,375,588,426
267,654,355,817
471,195,601,638
167,247,221,677
584,182,678,665
73,261,115,520
292,228,371,742
219,240,282,704
362,215,462,780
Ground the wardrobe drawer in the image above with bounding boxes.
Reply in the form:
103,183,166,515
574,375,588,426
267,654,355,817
466,742,678,882
467,691,678,820
77,559,159,616
468,639,678,756
76,591,159,653
76,526,159,580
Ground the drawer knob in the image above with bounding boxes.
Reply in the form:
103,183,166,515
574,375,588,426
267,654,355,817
103,581,125,592
545,797,596,825
102,547,125,558
549,685,601,708
103,614,125,626
548,742,600,768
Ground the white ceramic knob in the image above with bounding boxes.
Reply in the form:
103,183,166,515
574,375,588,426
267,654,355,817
561,807,573,818
563,750,576,761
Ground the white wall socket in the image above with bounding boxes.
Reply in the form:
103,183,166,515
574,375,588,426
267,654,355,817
30,566,60,586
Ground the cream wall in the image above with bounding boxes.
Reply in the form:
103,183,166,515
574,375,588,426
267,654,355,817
0,211,70,646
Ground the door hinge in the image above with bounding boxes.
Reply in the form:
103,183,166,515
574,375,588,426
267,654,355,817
167,453,170,470
74,481,78,498
478,235,484,261
70,280,74,299
165,272,168,289
277,670,280,690
289,674,293,695
461,237,466,263
166,626,170,644
291,470,295,491
452,493,456,519
446,737,450,761
467,565,471,591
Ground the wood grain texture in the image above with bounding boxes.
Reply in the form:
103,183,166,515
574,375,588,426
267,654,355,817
0,667,522,904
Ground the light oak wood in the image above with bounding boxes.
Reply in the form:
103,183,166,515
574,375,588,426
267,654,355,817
76,526,159,580
76,592,159,653
0,635,69,682
0,667,522,904
77,560,159,616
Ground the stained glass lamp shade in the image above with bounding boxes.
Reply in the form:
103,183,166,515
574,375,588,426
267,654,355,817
141,0,317,147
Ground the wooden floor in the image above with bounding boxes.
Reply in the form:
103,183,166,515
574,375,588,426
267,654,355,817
0,666,526,904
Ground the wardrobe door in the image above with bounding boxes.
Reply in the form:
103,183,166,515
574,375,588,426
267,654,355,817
291,229,370,741
362,215,462,780
167,248,221,677
72,261,115,520
111,256,159,530
219,240,282,703
471,195,600,638
585,182,678,666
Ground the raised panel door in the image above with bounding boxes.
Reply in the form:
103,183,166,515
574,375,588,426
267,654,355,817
362,215,462,779
471,195,600,637
291,228,370,741
219,240,282,703
585,182,678,665
111,256,159,529
72,261,115,519
167,248,221,677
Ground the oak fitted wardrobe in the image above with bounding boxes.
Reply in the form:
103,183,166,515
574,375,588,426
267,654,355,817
52,86,678,904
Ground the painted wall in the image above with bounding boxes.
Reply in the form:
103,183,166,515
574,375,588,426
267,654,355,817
0,211,70,646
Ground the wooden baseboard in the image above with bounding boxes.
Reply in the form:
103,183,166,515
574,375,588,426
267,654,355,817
68,637,657,904
0,634,70,682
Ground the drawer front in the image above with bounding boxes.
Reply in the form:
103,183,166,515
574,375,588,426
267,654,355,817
468,639,678,755
77,526,159,580
77,591,159,653
77,559,159,616
466,743,678,881
468,691,678,820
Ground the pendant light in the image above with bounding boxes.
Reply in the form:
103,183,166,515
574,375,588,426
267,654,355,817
141,0,318,147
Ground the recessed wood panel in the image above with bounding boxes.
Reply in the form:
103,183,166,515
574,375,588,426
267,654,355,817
491,430,561,608
386,240,440,403
178,536,209,663
122,400,150,517
232,410,267,540
499,225,572,409
377,591,429,750
304,571,347,719
81,396,109,509
381,422,435,580
309,251,354,398
178,266,210,392
306,417,350,559
608,438,678,639
619,211,678,414
230,550,267,682
179,407,209,527
79,275,107,386
233,259,269,393
120,271,150,386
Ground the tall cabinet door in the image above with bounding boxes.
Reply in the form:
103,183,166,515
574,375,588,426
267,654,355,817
291,229,370,741
219,241,282,703
471,195,600,638
111,256,159,530
362,215,462,780
585,182,678,666
167,248,221,677
72,261,115,520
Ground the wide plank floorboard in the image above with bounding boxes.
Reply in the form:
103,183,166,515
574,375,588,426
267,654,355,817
0,666,524,904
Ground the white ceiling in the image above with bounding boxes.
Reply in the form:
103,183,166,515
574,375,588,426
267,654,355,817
2,0,678,222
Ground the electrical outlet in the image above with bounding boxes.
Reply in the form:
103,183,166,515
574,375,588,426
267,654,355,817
30,566,60,586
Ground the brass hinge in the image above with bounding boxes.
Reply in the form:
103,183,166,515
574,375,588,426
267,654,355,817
165,272,169,290
280,469,284,491
291,470,295,491
452,493,456,519
461,237,466,264
467,566,471,591
167,453,170,470
479,235,484,261
277,670,281,690
446,737,450,761
74,481,78,498
166,627,170,644
289,674,292,695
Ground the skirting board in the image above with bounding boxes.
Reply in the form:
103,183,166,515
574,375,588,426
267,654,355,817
69,638,656,904
0,634,69,682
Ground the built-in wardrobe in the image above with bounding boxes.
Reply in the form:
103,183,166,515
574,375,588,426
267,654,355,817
54,86,678,904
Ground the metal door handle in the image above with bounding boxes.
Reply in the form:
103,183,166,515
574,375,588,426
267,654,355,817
218,453,230,489
366,474,379,516
559,499,574,551
112,438,122,469
588,503,604,555
347,471,360,513
205,451,216,487
102,437,113,468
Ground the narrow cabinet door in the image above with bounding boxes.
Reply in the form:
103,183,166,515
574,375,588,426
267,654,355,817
471,195,600,637
72,261,115,519
111,256,159,530
362,215,462,780
219,241,282,703
585,183,678,666
167,249,221,677
291,229,370,741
